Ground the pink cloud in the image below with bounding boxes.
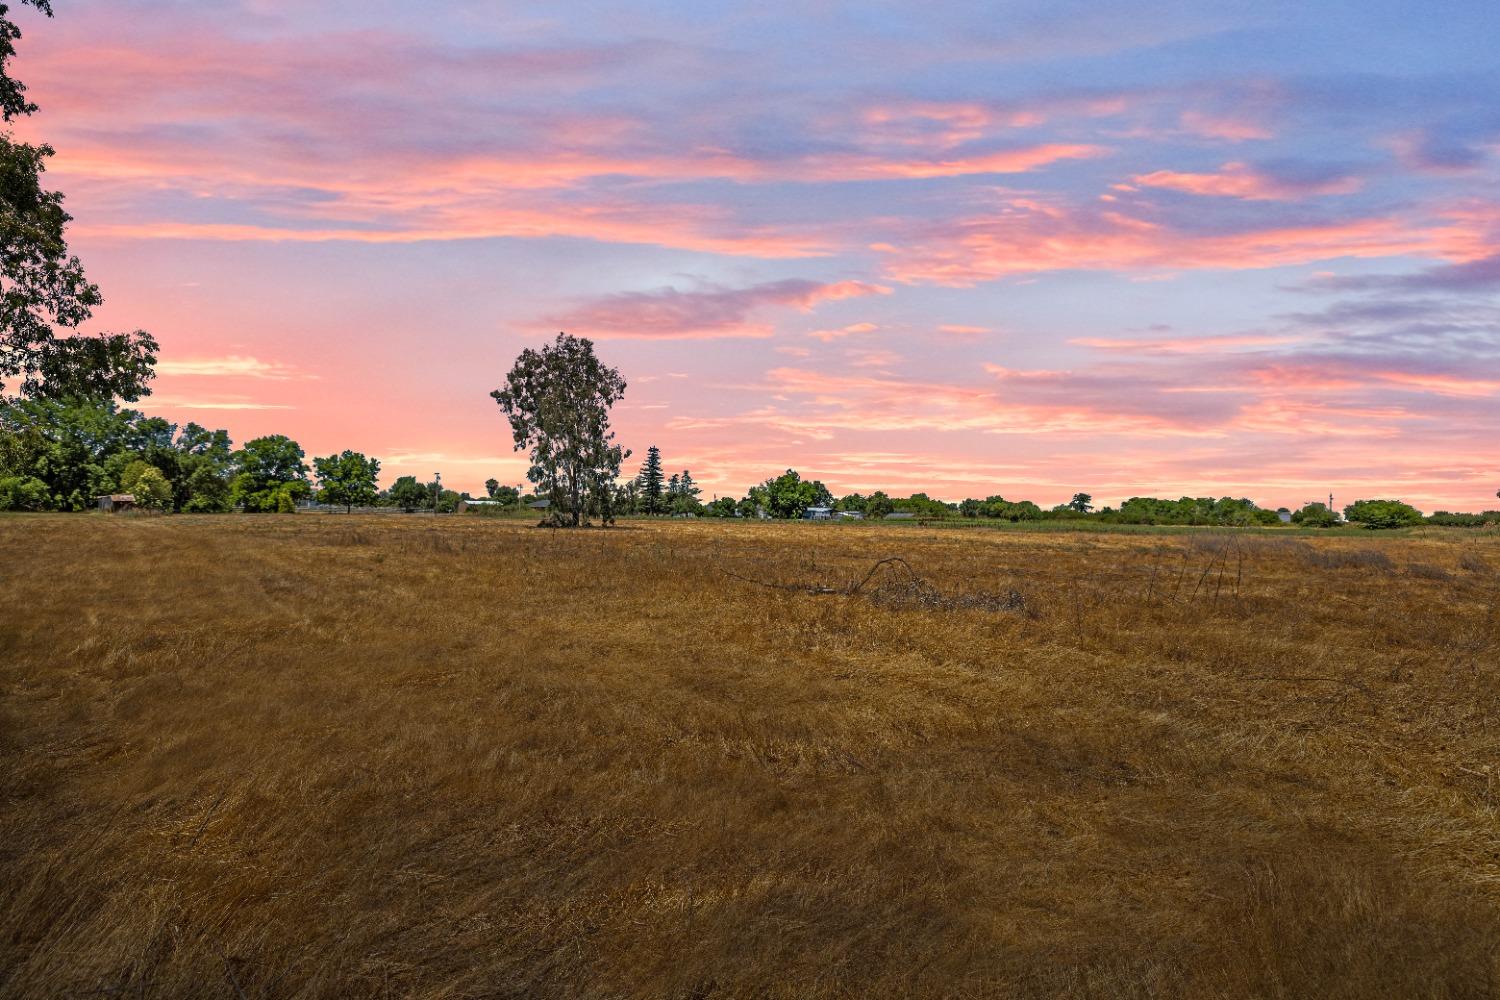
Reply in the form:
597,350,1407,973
875,196,1494,285
1069,332,1301,354
532,279,891,340
1133,162,1362,200
808,322,879,342
1178,110,1272,141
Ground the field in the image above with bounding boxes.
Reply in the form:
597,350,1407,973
2,514,1498,998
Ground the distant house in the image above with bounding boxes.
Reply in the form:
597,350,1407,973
458,498,505,512
97,494,136,513
803,506,834,520
526,498,551,510
838,510,864,520
1277,508,1293,523
884,511,917,520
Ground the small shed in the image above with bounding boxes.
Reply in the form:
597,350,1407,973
97,494,137,513
803,506,834,520
527,498,552,510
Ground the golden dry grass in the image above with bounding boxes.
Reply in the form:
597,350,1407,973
2,514,1498,998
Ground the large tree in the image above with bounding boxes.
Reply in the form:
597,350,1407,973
314,449,380,512
491,333,627,527
0,1,156,401
231,434,309,513
387,475,427,513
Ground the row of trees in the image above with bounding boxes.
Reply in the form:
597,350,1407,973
0,395,465,514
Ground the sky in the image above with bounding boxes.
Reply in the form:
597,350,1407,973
11,0,1500,509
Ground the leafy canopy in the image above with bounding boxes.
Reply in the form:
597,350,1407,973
1343,498,1423,530
314,449,381,511
491,333,627,527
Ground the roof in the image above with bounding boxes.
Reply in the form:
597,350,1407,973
99,494,136,502
527,498,551,509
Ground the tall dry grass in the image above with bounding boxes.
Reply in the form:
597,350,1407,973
1,515,1497,998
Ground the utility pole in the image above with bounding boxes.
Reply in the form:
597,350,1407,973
434,471,442,516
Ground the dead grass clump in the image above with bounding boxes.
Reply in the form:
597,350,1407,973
1459,550,1492,574
1301,546,1395,572
1406,561,1453,581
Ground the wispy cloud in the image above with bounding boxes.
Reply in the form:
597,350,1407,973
156,355,310,379
534,279,890,339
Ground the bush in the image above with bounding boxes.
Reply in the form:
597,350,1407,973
118,460,173,509
1343,499,1424,530
0,475,52,511
1290,502,1340,527
1427,511,1500,528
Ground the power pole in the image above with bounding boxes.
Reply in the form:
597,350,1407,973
434,471,442,516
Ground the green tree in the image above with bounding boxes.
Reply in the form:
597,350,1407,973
484,477,500,498
1068,492,1093,513
314,449,380,512
757,468,828,519
637,445,665,515
388,475,428,512
705,496,737,517
231,435,309,512
1343,499,1423,530
0,472,46,509
1291,502,1339,527
0,2,156,401
863,491,895,519
0,395,137,508
491,333,628,526
118,459,170,509
181,462,231,512
426,483,460,514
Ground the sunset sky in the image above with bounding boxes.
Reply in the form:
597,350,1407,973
14,0,1500,508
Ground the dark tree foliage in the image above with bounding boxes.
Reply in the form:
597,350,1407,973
0,1,154,401
1343,498,1424,530
0,2,53,124
491,333,628,527
388,475,427,512
637,445,665,515
22,329,158,401
231,435,310,512
314,449,381,513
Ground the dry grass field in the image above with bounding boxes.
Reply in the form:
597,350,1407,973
2,514,1498,998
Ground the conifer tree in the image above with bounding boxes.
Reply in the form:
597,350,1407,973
638,445,665,515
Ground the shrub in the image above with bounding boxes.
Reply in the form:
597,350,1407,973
0,475,52,511
1291,503,1340,527
1343,499,1423,530
118,460,173,509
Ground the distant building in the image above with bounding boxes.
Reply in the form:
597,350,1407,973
1277,509,1293,523
96,494,136,513
837,510,864,520
803,506,834,520
885,511,917,520
526,498,552,510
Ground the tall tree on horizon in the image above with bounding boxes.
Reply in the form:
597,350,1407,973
0,0,158,401
314,449,381,513
491,333,628,527
638,445,665,515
